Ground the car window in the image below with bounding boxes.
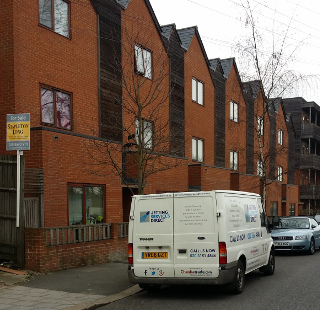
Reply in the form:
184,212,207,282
278,218,310,229
310,219,318,227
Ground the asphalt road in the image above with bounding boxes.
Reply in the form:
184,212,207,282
97,250,320,310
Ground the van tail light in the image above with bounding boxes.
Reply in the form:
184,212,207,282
128,243,133,265
219,242,227,264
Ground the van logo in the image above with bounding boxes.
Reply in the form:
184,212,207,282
140,211,150,223
139,238,154,241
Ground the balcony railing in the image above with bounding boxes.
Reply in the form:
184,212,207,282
301,123,320,141
300,185,320,200
300,154,320,170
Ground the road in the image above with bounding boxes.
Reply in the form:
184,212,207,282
97,251,320,310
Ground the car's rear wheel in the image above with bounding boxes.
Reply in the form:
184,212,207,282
309,238,315,255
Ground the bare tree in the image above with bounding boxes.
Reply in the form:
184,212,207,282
86,26,183,195
234,0,310,208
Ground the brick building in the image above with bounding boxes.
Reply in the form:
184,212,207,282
0,0,306,272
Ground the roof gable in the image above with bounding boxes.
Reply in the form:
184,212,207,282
177,27,196,51
114,0,131,9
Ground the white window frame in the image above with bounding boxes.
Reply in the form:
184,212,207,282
39,0,70,38
230,150,238,170
230,101,239,122
257,160,263,176
257,116,264,136
135,119,153,149
278,129,283,145
134,44,152,79
192,137,204,162
192,78,204,105
277,166,283,181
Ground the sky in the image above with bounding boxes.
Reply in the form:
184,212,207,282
149,0,320,104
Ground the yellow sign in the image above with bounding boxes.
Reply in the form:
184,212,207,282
7,121,30,141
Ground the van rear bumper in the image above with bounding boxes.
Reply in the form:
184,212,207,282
128,263,237,286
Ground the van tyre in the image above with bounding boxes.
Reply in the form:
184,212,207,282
309,238,315,255
261,250,275,276
139,284,161,292
230,260,245,294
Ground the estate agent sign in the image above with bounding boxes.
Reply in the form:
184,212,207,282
6,113,30,151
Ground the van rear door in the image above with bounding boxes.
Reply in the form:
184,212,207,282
132,193,175,278
173,192,220,278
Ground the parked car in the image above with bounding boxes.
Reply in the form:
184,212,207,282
314,214,320,224
271,216,320,254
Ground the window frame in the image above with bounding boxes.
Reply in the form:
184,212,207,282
230,100,239,122
38,0,71,38
192,137,204,162
134,44,153,80
289,204,295,216
67,183,106,226
278,129,283,145
192,78,204,106
40,84,72,130
270,201,278,217
277,166,283,181
230,150,238,170
135,118,153,150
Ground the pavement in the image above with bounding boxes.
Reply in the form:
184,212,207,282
0,262,142,310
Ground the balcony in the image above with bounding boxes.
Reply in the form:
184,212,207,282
301,123,320,141
300,154,320,170
300,185,320,200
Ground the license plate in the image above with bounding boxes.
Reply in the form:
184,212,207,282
275,242,289,246
142,252,168,259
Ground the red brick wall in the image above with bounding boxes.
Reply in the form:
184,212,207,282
25,227,128,273
184,34,215,166
0,1,15,151
225,64,247,173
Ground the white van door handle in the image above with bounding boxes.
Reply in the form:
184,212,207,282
198,237,205,240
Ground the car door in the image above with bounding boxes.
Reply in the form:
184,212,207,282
310,218,320,247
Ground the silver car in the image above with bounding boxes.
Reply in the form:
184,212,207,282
271,216,320,255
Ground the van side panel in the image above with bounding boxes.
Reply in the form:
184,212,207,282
173,192,219,278
216,192,269,272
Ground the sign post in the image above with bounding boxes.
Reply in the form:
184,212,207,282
6,113,30,227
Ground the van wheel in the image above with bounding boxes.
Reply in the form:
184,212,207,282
139,284,161,292
262,250,275,276
230,260,245,294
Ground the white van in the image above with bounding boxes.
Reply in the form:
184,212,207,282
128,190,275,293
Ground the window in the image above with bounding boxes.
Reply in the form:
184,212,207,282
270,202,278,217
39,0,70,38
257,116,264,136
135,119,153,149
192,78,204,105
257,160,263,176
230,150,238,170
230,101,239,122
192,137,204,162
289,204,295,216
278,129,283,145
135,44,152,79
68,185,105,225
41,86,71,129
277,166,283,181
